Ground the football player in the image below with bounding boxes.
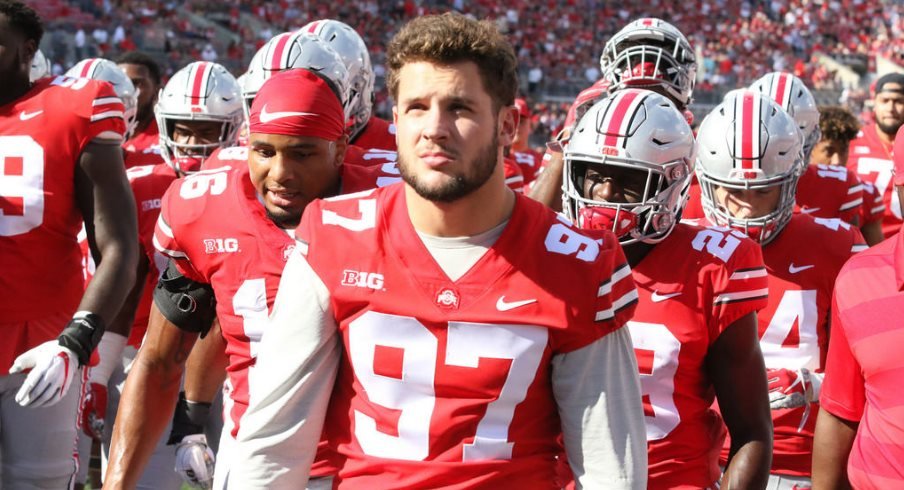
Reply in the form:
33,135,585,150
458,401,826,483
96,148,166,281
72,61,242,490
230,13,646,488
749,72,865,230
104,68,400,490
117,51,163,154
696,90,867,488
811,105,886,245
563,89,773,488
530,17,697,212
847,72,904,238
303,19,397,152
0,1,139,487
510,97,542,186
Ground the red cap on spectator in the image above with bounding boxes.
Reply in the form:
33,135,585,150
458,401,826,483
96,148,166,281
249,69,345,141
515,98,531,119
894,125,904,186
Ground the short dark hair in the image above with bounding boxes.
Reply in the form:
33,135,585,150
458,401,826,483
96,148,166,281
116,51,162,85
0,0,44,45
387,12,518,113
818,106,860,143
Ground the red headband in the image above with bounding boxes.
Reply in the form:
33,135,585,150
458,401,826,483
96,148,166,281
894,125,904,186
248,69,345,141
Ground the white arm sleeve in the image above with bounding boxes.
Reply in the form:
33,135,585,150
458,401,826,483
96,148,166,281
226,247,341,489
552,327,647,490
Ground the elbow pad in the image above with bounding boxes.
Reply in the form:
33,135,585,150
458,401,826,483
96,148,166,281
153,260,216,337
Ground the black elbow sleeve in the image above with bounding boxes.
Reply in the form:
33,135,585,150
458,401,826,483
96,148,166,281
153,260,216,337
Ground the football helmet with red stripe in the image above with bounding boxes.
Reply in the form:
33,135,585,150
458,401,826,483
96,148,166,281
696,90,802,244
242,32,351,124
749,71,820,167
155,61,243,174
65,58,138,139
600,18,697,108
563,89,696,245
301,19,375,141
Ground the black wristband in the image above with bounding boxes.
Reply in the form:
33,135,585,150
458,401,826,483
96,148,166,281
167,392,211,445
57,312,105,367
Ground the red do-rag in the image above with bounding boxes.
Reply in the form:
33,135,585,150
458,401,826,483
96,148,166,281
248,69,345,141
894,125,904,186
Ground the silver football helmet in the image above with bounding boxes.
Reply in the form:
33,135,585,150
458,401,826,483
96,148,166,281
600,18,697,108
65,58,138,139
563,89,696,245
301,19,375,141
155,61,243,174
749,71,820,166
696,90,803,244
30,48,50,81
242,31,351,124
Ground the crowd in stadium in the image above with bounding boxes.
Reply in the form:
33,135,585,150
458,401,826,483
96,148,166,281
2,0,904,489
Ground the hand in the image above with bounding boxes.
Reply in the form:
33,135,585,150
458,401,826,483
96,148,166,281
767,367,815,410
10,341,79,407
81,381,108,439
175,434,215,489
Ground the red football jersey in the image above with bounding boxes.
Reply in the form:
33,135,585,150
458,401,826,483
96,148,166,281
682,176,706,220
564,79,610,130
123,146,164,169
860,180,886,226
795,164,863,224
847,123,901,237
351,116,397,151
199,145,246,171
718,214,865,476
0,76,125,366
298,184,637,489
503,155,525,193
123,118,160,154
627,223,767,489
512,149,543,187
124,163,177,347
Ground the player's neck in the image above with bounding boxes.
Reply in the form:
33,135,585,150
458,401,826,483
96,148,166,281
874,123,895,148
0,76,31,108
405,168,515,238
623,241,655,268
512,141,529,152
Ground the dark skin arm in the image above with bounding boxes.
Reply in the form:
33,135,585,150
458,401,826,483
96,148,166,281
105,252,149,337
104,302,199,489
75,140,139,324
860,219,884,246
812,409,857,489
709,312,773,489
527,146,565,212
184,319,229,403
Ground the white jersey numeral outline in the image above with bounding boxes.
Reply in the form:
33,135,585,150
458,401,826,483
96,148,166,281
627,321,681,440
0,135,45,236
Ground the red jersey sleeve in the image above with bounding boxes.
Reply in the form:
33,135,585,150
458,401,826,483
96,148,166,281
860,181,886,225
707,229,769,339
819,293,866,422
152,180,207,283
840,170,865,224
503,156,525,193
551,228,638,354
73,78,127,148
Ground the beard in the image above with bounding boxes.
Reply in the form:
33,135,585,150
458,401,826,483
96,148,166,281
877,118,904,137
399,131,499,203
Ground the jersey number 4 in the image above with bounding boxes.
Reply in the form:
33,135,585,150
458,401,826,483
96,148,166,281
349,310,547,461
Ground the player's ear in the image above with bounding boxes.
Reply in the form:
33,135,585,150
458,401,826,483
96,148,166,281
498,103,518,148
333,134,348,169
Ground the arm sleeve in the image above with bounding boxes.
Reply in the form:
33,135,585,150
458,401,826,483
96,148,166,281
553,327,647,490
226,246,340,489
819,293,866,422
81,81,127,147
709,236,768,341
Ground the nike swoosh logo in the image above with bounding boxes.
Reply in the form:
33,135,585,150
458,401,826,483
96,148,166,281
496,296,537,311
788,264,814,274
259,104,316,123
800,207,821,214
650,291,682,303
19,110,43,121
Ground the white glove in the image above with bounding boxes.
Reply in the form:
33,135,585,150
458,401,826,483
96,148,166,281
767,367,819,410
10,340,79,408
175,433,215,489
